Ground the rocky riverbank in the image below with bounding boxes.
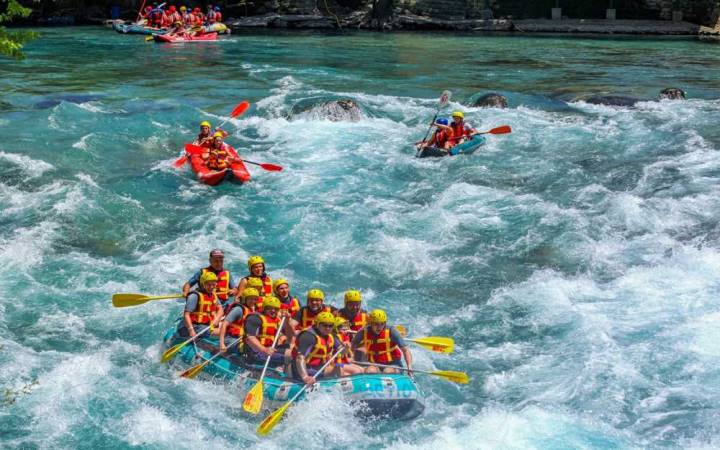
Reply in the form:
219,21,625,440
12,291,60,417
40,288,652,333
227,14,720,35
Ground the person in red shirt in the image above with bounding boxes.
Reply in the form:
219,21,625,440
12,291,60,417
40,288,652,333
417,118,454,154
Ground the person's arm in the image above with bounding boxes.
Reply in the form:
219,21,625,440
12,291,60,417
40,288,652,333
183,312,196,337
350,330,367,362
390,327,412,374
244,315,272,355
294,332,316,385
183,293,200,336
234,278,248,301
401,346,413,375
183,271,201,296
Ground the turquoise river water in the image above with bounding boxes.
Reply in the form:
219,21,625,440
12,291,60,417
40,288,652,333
1,27,720,449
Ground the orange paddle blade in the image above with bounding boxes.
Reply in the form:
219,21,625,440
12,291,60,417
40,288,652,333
230,101,250,117
487,125,511,134
259,163,283,172
184,143,205,155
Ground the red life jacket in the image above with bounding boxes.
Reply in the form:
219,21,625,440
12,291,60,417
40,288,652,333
188,291,218,324
246,313,280,347
245,275,273,296
297,306,331,330
336,332,351,364
338,308,367,332
200,267,231,302
280,295,301,317
450,122,467,142
361,327,402,364
150,9,163,26
432,129,452,147
214,12,222,22
206,145,230,170
294,327,335,368
226,305,251,337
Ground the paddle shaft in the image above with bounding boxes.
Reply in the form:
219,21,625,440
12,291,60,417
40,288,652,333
286,347,344,401
355,361,420,374
416,91,451,156
196,336,242,367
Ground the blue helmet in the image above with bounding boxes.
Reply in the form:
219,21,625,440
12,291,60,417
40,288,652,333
436,118,449,126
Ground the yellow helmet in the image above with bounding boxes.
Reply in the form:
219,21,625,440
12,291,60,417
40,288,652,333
246,277,264,289
212,131,224,139
369,309,387,323
344,290,361,303
307,288,325,302
200,120,211,128
273,278,289,292
242,288,259,300
199,271,218,286
316,311,336,326
451,111,464,118
180,5,186,10
334,316,349,331
262,295,281,309
247,255,265,270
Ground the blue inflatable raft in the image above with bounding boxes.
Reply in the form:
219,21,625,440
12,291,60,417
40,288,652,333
112,21,168,35
416,135,486,158
162,327,425,420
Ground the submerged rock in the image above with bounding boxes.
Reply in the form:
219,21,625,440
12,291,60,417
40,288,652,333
584,95,641,107
473,93,508,108
291,99,364,122
659,87,686,100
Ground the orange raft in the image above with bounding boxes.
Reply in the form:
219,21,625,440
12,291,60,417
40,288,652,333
189,146,251,186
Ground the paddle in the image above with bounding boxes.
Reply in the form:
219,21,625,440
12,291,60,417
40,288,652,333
160,325,211,363
179,143,284,172
354,362,469,384
416,90,451,157
179,336,242,379
257,347,344,436
243,317,286,415
173,101,250,167
112,293,183,308
406,336,454,353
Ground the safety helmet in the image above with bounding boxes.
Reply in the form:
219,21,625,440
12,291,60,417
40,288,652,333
200,271,218,286
451,111,464,119
242,288,259,300
262,295,281,309
173,21,182,25
200,120,211,128
436,118,449,126
315,311,336,326
307,289,325,301
246,277,264,289
247,255,265,270
180,5,186,11
273,278,289,292
369,309,387,323
209,248,224,258
334,316,349,331
344,290,361,303
212,131,224,139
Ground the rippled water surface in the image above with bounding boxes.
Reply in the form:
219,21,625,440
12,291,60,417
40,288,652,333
1,27,720,449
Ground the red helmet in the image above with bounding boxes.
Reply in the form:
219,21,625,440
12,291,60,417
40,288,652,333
193,7,200,13
168,5,176,11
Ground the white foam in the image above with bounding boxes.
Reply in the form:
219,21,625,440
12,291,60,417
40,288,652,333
0,151,54,178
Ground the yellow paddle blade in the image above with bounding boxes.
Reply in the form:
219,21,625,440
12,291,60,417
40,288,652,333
242,381,264,415
180,359,211,379
432,370,469,384
408,336,454,353
145,35,154,41
111,293,183,308
256,402,291,436
160,342,186,363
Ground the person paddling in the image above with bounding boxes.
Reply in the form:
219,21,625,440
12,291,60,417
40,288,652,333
273,278,301,317
178,271,222,338
333,317,364,374
218,287,260,353
201,132,236,171
182,249,236,310
194,121,214,147
352,309,413,375
336,290,368,332
448,111,478,146
236,255,274,299
418,117,454,153
243,296,295,367
293,289,332,330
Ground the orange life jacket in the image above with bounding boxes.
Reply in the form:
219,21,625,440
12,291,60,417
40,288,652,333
279,296,301,317
206,145,230,170
338,308,367,332
226,305,251,337
295,327,335,368
245,275,273,296
450,122,467,143
249,313,280,347
336,332,351,364
361,327,402,364
188,291,218,324
432,129,452,147
297,306,331,330
200,267,231,302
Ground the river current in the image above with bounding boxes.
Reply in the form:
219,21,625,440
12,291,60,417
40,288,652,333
1,27,719,449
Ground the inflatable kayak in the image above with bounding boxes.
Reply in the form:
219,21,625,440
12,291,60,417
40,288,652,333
203,23,230,34
189,145,251,186
162,327,425,420
416,135,486,158
112,21,168,35
154,32,218,43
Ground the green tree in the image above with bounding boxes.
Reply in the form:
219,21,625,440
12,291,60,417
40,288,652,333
0,0,37,59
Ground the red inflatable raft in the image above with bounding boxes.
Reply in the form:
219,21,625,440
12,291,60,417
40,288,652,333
154,32,218,43
189,146,251,186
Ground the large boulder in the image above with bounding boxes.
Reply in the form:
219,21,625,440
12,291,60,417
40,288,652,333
291,99,364,122
583,95,641,107
659,87,686,100
473,93,508,108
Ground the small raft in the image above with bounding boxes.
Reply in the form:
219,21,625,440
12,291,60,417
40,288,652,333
112,21,168,35
162,327,425,420
416,135,486,158
154,32,218,43
189,146,251,186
